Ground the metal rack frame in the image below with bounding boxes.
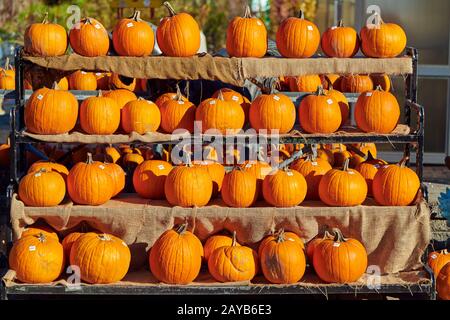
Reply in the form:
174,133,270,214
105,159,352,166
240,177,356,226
1,46,433,299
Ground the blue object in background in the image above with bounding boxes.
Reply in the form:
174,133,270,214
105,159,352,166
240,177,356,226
438,188,450,222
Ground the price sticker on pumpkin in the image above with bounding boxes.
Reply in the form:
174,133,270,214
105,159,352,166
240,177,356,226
95,24,101,29
210,100,216,105
307,25,314,31
126,22,134,28
366,92,373,97
158,165,165,170
327,99,334,105
333,242,341,247
257,20,263,26
99,165,105,170
122,241,127,247
311,162,318,166
245,163,253,168
232,96,239,102
348,171,355,175
37,94,44,100
331,26,337,30
273,95,280,101
178,101,185,105
81,71,87,74
29,246,36,252
34,172,42,177
95,72,102,76
286,171,293,176
431,254,438,260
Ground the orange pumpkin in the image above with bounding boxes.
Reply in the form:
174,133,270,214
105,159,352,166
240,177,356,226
28,161,69,181
0,70,15,89
313,228,368,283
70,233,131,284
340,74,373,93
212,89,251,124
9,233,64,283
69,17,109,57
360,19,407,58
321,74,341,90
291,154,332,200
156,91,188,109
122,151,144,167
67,153,114,205
203,233,240,262
428,250,450,279
19,169,66,207
355,151,388,196
104,145,121,163
103,162,125,197
373,157,420,206
250,93,296,134
157,2,201,57
62,232,83,260
355,87,400,134
317,147,335,166
0,142,10,168
196,92,245,134
109,73,136,91
80,91,120,135
288,74,322,92
318,159,368,206
332,144,352,168
260,229,306,284
240,160,272,200
325,87,349,126
321,20,359,58
305,229,334,262
121,98,161,134
24,13,67,56
227,6,267,58
221,167,257,208
95,72,111,90
208,231,256,282
150,224,203,284
68,71,97,90
298,86,342,134
25,83,78,134
133,160,173,199
113,10,154,56
192,160,225,198
103,89,137,109
258,229,304,258
276,11,320,58
160,94,195,133
262,168,307,207
349,143,378,168
436,262,450,300
370,74,391,92
164,163,212,207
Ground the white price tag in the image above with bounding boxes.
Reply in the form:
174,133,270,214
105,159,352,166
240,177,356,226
95,72,102,76
37,94,44,100
34,172,42,177
273,95,280,101
366,92,373,97
99,165,105,170
348,171,355,175
331,26,337,30
307,25,314,31
286,171,293,176
95,24,101,29
81,71,87,74
178,101,184,105
311,162,318,166
257,21,263,26
327,99,334,105
210,100,216,105
232,96,239,102
430,254,437,259
157,165,165,170
126,22,134,28
245,164,252,168
333,242,341,247
29,245,36,251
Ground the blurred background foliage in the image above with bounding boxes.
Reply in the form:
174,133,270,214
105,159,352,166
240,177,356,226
0,0,318,53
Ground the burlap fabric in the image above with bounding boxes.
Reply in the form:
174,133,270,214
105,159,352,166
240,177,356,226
10,194,430,274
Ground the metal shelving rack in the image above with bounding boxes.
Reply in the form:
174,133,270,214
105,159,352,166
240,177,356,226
0,46,433,299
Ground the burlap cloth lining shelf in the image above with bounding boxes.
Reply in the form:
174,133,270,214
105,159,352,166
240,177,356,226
23,54,413,87
10,194,430,274
21,124,411,144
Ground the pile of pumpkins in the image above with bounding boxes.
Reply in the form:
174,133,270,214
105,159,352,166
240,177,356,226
24,83,401,137
18,141,421,208
428,249,450,300
9,223,368,287
24,3,406,59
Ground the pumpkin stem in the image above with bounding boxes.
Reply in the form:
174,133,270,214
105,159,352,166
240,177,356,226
131,10,142,21
217,90,225,101
4,57,10,70
298,10,305,19
398,156,409,168
35,168,47,175
243,5,252,18
323,230,333,240
315,85,325,96
37,232,46,243
97,90,103,97
375,85,383,91
176,223,188,235
276,228,286,243
175,84,183,101
84,17,92,24
42,12,49,24
338,20,344,27
331,228,346,243
231,231,237,247
98,233,111,241
164,2,177,17
51,81,60,90
342,158,350,171
86,152,94,164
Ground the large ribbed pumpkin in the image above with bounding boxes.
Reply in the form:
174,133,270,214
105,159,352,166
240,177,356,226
227,6,267,58
19,169,66,207
69,17,109,57
299,86,341,134
68,71,97,90
150,224,203,284
133,160,173,199
355,151,387,196
70,233,131,284
80,91,120,135
355,87,400,134
164,163,212,207
113,10,154,56
276,11,320,58
340,75,373,93
9,233,64,283
67,153,114,205
372,157,420,206
103,162,125,197
221,167,257,208
360,18,407,58
25,83,78,135
260,229,306,284
203,233,240,262
321,20,359,58
262,168,307,207
212,89,251,124
192,160,225,198
288,74,322,92
24,13,67,56
196,92,245,134
249,93,296,134
428,250,450,279
157,2,200,57
103,89,137,109
208,231,255,282
121,98,161,134
436,263,450,300
160,94,195,133
313,228,368,283
291,154,332,200
319,159,367,206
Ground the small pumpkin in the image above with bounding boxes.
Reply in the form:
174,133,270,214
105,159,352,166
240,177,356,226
80,91,120,135
28,161,69,180
103,89,137,109
208,231,256,282
121,98,161,134
355,87,400,134
19,168,66,207
276,11,320,58
203,233,240,262
104,145,121,163
95,72,111,90
349,143,378,168
68,71,97,91
113,10,154,57
260,229,306,284
240,160,272,200
69,17,109,57
332,144,352,168
313,228,368,283
436,262,450,300
62,232,83,260
321,74,341,90
355,151,388,196
305,229,334,262
67,153,114,205
192,160,225,198
340,75,373,93
299,86,342,134
428,250,450,279
212,89,251,124
109,73,136,91
318,158,368,206
122,151,145,167
21,224,59,241
155,91,188,109
160,92,195,133
70,233,131,284
0,70,14,89
103,162,126,197
325,86,349,126
372,157,420,206
321,20,359,58
262,168,307,207
24,12,67,56
317,147,335,166
133,160,173,199
370,74,391,92
9,233,64,283
150,224,203,284
288,74,322,92
157,2,201,57
221,167,257,208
